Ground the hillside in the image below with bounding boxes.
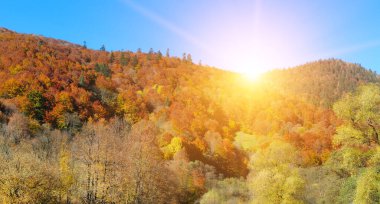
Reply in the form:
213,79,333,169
263,59,379,106
0,28,379,203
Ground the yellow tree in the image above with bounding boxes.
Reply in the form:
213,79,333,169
59,143,74,203
248,140,305,204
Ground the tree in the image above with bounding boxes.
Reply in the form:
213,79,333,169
109,52,115,63
24,90,48,123
59,143,74,203
94,63,111,77
79,72,85,87
120,52,129,66
156,50,162,61
333,125,366,147
148,48,154,55
324,84,380,203
162,136,183,159
354,167,380,204
131,55,138,68
326,146,366,176
83,41,87,49
187,53,192,63
5,112,30,144
248,140,305,204
74,121,125,203
100,44,106,51
333,84,380,146
60,112,82,136
200,178,250,204
0,141,60,203
124,120,176,203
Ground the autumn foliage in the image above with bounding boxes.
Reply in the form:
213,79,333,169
1,28,380,203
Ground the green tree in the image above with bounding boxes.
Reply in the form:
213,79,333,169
337,176,357,204
79,72,85,87
25,90,48,123
109,52,115,63
326,147,366,177
94,63,111,77
156,50,162,61
354,167,380,204
248,141,305,204
200,178,250,204
120,52,130,66
131,55,138,68
333,125,367,147
333,84,380,146
100,44,106,51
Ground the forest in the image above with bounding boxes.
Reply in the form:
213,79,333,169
0,27,380,203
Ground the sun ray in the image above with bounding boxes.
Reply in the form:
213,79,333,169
122,0,211,54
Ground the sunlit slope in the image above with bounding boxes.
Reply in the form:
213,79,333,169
262,59,379,107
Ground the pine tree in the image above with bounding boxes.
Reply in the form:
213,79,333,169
109,52,115,63
100,44,106,51
187,53,192,63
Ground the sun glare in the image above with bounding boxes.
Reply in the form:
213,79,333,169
240,67,265,83
244,70,263,81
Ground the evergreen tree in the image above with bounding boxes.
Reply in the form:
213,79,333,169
95,63,111,77
120,53,130,66
131,55,138,67
109,52,115,63
79,73,85,87
147,48,154,60
156,50,162,61
187,53,192,63
100,44,106,51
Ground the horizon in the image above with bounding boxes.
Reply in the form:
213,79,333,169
1,0,380,74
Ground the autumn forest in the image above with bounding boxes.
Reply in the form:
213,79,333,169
0,27,380,203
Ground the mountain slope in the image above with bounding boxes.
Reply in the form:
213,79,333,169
262,59,379,106
0,27,250,176
0,28,375,169
1,27,379,203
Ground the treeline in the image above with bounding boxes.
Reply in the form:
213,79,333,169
263,59,379,107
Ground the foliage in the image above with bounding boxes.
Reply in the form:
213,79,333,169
95,63,111,77
248,141,305,204
200,178,250,204
354,167,380,204
0,28,379,203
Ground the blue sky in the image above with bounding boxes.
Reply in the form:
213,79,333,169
1,0,379,74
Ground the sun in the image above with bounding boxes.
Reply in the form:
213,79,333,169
245,71,262,81
241,69,264,82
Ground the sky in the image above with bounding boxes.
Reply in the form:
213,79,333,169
1,0,380,75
